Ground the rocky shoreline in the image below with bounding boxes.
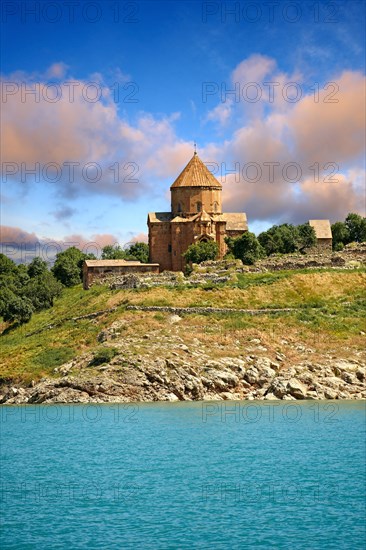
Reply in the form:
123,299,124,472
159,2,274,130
2,350,365,404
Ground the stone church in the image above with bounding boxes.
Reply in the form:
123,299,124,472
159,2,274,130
148,152,248,271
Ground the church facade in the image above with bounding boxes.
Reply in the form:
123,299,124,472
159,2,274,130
148,153,248,271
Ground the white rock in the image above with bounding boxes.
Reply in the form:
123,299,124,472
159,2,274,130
168,315,182,324
165,393,179,401
263,393,279,400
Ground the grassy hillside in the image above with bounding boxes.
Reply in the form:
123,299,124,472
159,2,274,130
0,268,365,384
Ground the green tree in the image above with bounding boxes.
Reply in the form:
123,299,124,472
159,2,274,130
345,213,366,243
183,241,219,264
17,264,30,287
2,294,34,325
225,232,265,265
258,223,316,255
277,224,298,253
0,256,23,296
296,223,317,252
28,257,48,278
101,244,127,260
258,224,297,255
256,230,277,256
0,254,17,275
331,221,350,250
52,247,95,287
23,271,63,311
0,253,64,325
0,287,16,318
125,242,149,263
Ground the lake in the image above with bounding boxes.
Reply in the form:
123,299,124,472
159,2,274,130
1,401,365,549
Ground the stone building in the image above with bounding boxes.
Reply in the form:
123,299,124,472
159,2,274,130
83,259,159,289
148,153,248,271
308,219,333,252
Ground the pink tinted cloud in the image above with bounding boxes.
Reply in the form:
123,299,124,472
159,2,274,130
130,232,148,243
0,225,39,244
216,63,366,224
1,65,192,199
0,226,119,250
290,71,366,166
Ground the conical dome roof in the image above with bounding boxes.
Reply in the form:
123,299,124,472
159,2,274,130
170,153,222,189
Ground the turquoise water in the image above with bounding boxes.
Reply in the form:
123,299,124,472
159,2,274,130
0,401,365,549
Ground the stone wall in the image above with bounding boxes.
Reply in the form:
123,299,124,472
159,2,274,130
251,242,366,272
308,238,333,254
83,263,159,290
148,222,172,271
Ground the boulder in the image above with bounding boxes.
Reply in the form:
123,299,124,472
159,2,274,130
244,366,259,385
165,392,179,401
204,369,239,389
286,378,308,399
268,378,288,399
257,366,276,387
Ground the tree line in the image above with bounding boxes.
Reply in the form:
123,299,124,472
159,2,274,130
1,214,365,326
0,242,149,326
184,213,366,266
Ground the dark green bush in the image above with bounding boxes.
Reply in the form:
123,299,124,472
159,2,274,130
89,347,119,366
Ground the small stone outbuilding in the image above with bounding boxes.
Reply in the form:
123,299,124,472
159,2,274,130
83,259,159,290
309,219,333,252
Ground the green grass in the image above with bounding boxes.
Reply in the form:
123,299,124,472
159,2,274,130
235,272,290,288
293,290,366,337
0,284,118,382
33,347,75,370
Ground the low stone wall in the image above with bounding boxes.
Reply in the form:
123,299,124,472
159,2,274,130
126,305,294,315
83,263,159,289
110,272,184,289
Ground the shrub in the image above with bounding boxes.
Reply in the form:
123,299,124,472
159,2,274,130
224,252,235,260
225,232,265,265
183,241,219,264
89,347,119,366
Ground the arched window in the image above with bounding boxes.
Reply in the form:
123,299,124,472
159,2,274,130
196,201,202,212
177,202,182,213
213,202,218,213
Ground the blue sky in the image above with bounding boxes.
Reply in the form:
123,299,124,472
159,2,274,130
1,0,365,259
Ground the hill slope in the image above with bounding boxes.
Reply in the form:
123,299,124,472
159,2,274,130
1,268,365,402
